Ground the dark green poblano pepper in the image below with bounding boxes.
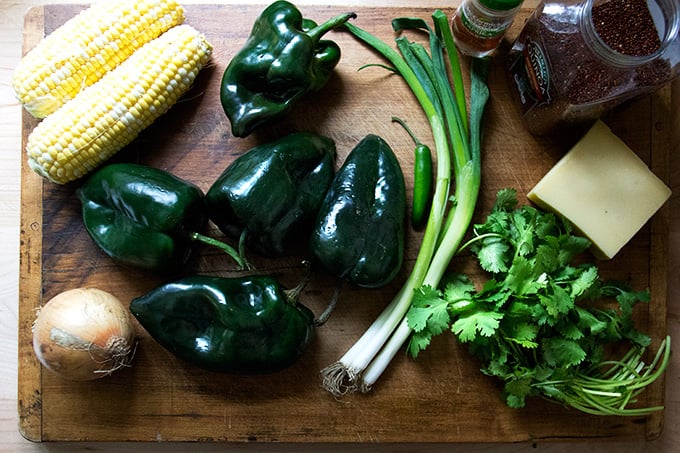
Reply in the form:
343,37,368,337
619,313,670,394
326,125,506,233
205,132,336,257
220,1,356,137
129,275,317,374
310,134,406,288
78,163,246,275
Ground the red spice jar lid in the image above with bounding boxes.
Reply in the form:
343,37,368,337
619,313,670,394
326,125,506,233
479,0,524,10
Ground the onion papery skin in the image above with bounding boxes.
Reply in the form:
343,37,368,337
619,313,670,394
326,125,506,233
32,288,136,381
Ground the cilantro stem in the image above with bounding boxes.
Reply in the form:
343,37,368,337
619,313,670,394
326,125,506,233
526,337,671,416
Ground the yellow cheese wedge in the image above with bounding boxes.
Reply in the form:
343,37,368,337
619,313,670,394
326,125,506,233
527,120,671,260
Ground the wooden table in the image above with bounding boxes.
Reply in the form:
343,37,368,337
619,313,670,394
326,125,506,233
2,1,679,451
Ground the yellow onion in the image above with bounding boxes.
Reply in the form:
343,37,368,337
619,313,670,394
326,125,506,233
32,288,136,381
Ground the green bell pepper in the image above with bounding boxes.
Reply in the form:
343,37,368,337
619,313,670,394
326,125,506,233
310,134,406,288
78,163,246,275
205,132,336,257
220,1,356,137
129,275,316,374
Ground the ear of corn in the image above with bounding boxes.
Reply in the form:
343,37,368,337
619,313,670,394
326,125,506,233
12,0,185,118
26,24,213,184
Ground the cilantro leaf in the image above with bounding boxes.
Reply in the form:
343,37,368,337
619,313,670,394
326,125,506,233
407,329,433,357
406,284,461,357
558,235,591,265
557,321,584,341
505,322,539,348
570,265,598,298
542,337,586,368
506,256,543,295
482,348,509,377
616,287,650,319
535,242,560,274
443,274,475,301
493,188,518,211
475,237,510,273
540,283,573,318
512,209,535,257
451,311,503,342
504,378,533,409
478,280,511,309
575,306,608,335
407,285,444,333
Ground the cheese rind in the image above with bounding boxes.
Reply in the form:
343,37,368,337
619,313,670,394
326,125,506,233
527,120,671,260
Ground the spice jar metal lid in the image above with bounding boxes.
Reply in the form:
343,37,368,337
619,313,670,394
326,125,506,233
478,0,524,10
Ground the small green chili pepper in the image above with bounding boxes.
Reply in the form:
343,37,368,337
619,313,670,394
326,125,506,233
220,1,356,137
392,116,433,230
130,274,329,374
205,132,336,257
310,134,406,288
77,163,246,275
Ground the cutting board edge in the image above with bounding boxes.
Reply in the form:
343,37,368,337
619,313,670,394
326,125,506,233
643,82,673,441
17,5,46,443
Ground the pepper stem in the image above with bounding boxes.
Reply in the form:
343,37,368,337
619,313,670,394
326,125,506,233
306,11,357,42
284,260,312,304
238,229,251,269
392,116,423,146
188,232,251,270
314,279,342,327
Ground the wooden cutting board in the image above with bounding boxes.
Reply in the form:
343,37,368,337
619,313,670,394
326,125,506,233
18,3,671,444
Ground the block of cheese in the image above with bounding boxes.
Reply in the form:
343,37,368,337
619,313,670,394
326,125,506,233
528,120,671,260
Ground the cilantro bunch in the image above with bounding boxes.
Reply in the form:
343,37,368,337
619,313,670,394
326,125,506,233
407,189,671,416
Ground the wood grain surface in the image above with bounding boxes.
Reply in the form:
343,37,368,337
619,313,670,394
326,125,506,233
14,1,674,447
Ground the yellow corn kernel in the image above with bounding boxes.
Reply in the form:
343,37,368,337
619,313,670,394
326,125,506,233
12,0,184,118
26,25,213,184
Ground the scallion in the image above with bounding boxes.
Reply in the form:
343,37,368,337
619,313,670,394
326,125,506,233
321,10,490,396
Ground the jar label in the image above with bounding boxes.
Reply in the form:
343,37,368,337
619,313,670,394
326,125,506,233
460,4,508,39
508,36,553,112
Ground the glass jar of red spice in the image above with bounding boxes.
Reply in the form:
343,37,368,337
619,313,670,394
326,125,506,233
506,0,680,135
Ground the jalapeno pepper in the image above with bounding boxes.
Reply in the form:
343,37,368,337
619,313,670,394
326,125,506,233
220,1,356,137
310,134,406,288
205,132,336,257
78,163,246,275
392,116,433,230
129,274,317,374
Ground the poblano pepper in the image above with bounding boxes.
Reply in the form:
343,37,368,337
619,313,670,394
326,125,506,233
220,1,356,137
129,275,317,374
205,132,336,257
78,163,246,275
310,134,406,288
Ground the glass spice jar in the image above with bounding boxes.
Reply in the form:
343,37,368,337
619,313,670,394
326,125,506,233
506,0,680,135
452,0,525,57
